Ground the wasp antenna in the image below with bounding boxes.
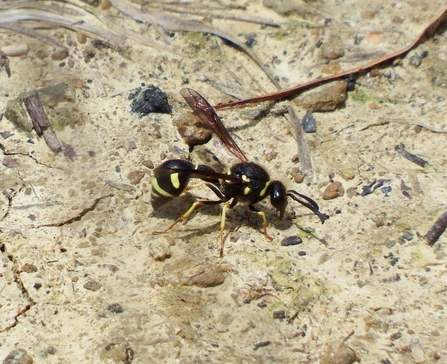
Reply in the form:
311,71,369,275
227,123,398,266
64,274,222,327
287,190,328,224
287,190,320,209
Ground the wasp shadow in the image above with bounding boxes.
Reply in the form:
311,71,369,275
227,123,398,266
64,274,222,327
152,192,323,241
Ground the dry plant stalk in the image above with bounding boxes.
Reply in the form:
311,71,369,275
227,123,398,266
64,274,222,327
214,4,447,110
24,92,62,153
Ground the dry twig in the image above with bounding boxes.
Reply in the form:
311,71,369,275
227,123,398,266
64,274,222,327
0,7,125,49
0,49,11,77
214,4,447,110
287,106,312,174
24,93,62,153
144,2,281,27
424,211,447,246
108,0,280,88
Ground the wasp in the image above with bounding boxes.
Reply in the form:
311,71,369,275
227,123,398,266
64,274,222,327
151,88,328,256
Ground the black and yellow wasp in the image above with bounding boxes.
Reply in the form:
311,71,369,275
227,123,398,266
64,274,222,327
151,88,328,256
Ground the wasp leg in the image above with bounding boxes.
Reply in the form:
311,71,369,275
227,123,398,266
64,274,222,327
219,198,238,257
153,183,226,237
183,183,207,192
249,205,273,241
203,183,237,257
219,202,230,257
247,211,253,225
153,199,223,235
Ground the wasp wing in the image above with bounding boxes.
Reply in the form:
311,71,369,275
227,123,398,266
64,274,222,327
151,165,245,210
154,166,245,184
180,88,247,162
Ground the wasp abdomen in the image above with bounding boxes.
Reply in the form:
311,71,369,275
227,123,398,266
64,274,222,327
151,159,219,210
151,160,193,210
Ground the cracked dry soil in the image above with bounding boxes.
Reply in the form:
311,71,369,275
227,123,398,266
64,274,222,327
0,0,447,363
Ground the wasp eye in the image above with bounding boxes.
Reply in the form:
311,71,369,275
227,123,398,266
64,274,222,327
270,181,288,219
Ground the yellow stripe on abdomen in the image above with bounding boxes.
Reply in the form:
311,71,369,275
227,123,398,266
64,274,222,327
151,177,175,197
170,173,180,189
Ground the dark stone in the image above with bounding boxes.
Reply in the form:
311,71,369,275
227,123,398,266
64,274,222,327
130,85,172,116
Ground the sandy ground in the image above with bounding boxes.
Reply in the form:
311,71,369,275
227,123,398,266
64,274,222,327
0,0,446,363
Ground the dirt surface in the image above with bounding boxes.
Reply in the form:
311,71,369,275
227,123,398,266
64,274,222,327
1,1,447,363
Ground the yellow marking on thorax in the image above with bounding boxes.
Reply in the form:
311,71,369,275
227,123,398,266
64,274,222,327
242,174,250,182
259,181,271,197
244,186,251,195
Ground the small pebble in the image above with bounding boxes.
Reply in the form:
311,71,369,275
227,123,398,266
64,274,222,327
411,341,426,363
402,230,414,241
35,49,48,60
385,240,396,249
124,140,137,151
290,168,305,183
281,236,303,246
295,81,347,112
409,54,423,67
339,168,355,181
345,187,357,198
148,236,172,261
2,157,20,168
84,280,102,291
76,33,87,44
293,173,305,183
301,111,317,133
173,113,212,147
0,131,13,139
45,347,57,355
408,50,427,68
320,341,359,364
321,38,345,59
361,11,376,20
264,151,278,162
179,261,226,288
82,49,96,62
273,310,285,319
322,181,345,200
321,61,341,74
21,263,38,273
367,32,382,44
253,340,271,351
127,170,145,185
143,160,155,169
381,186,392,196
229,231,241,242
107,303,124,313
3,348,33,364
390,332,402,341
51,48,69,61
65,34,77,47
130,85,172,116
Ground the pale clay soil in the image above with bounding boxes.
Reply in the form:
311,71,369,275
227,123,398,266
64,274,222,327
0,1,447,363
